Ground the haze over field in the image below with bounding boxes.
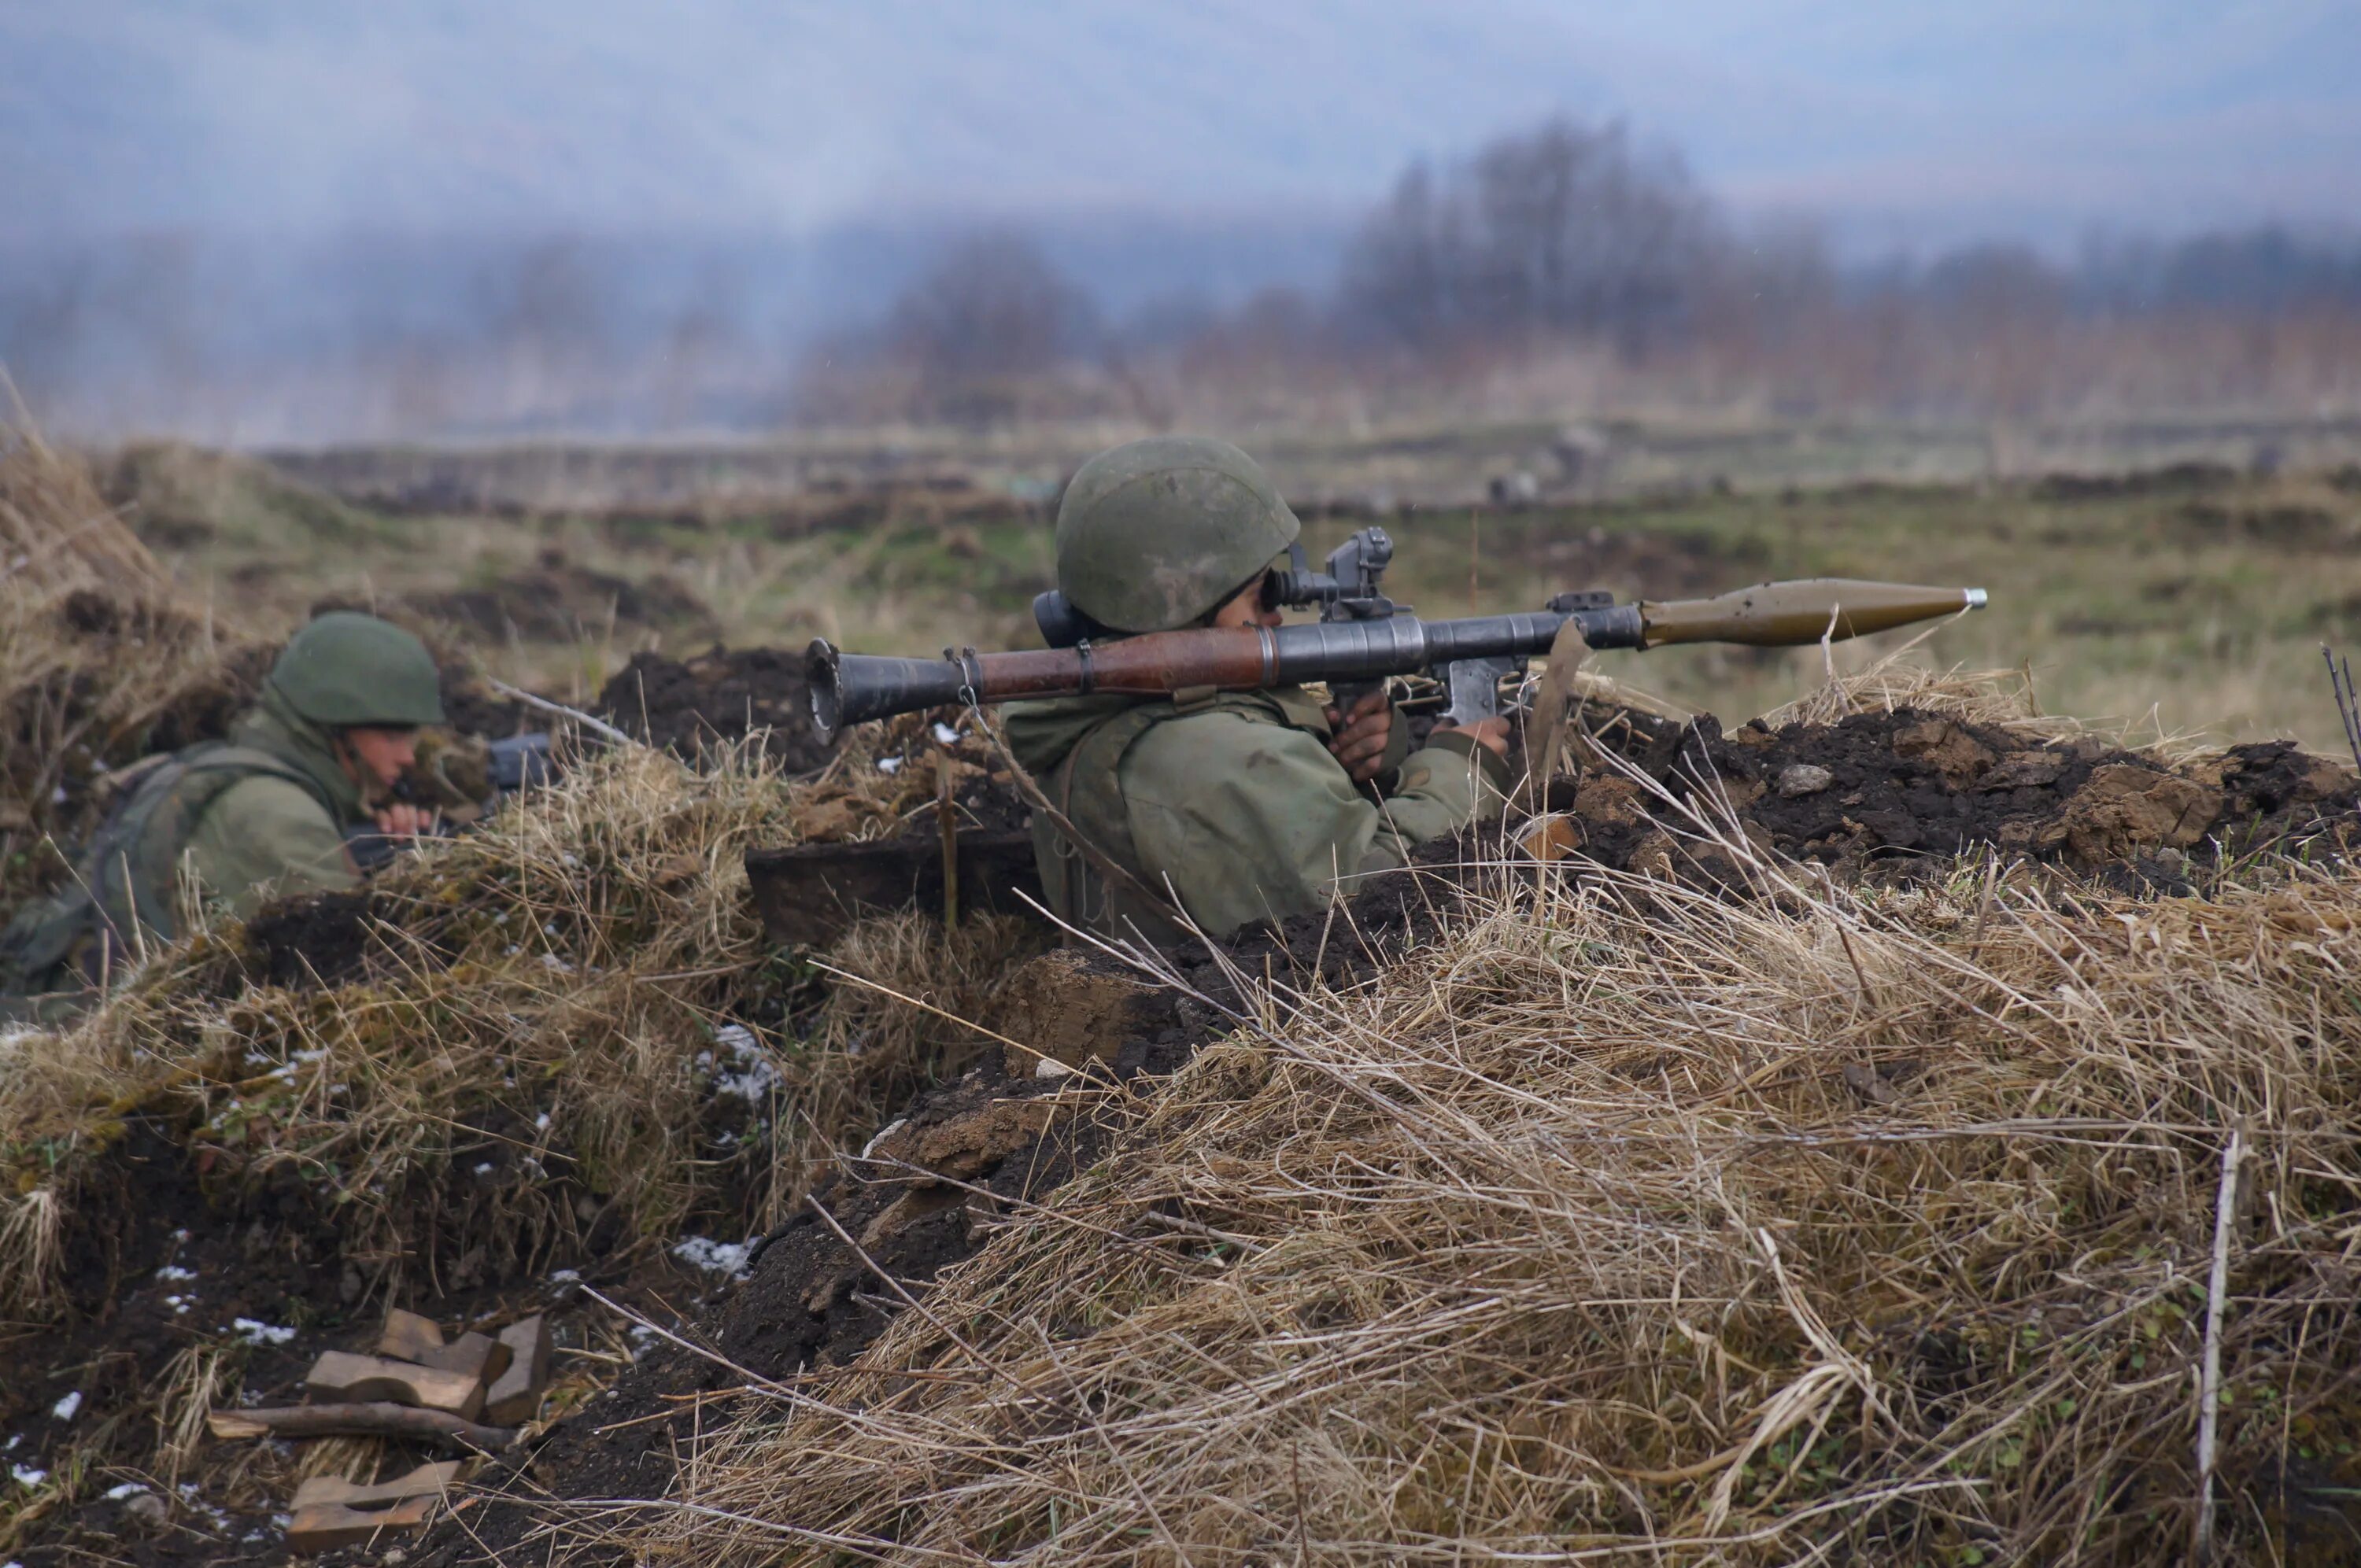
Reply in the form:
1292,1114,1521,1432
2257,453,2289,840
13,0,2359,245
5,1,2359,441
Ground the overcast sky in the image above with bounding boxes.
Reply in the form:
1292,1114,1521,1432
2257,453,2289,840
6,0,2358,252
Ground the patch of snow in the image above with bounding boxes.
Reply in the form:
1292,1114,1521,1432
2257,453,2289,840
2,1434,15,1450
172,1228,190,1241
474,1162,495,1175
157,1264,197,1282
671,1235,752,1276
50,1392,79,1422
876,755,903,774
549,1267,581,1283
229,1319,297,1346
535,1112,552,1131
105,1482,149,1500
712,1064,778,1102
164,1294,193,1315
10,1465,46,1489
704,1023,778,1101
538,952,575,974
860,1119,907,1160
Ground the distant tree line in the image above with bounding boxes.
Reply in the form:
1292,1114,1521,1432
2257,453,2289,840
6,114,2360,440
824,116,2361,428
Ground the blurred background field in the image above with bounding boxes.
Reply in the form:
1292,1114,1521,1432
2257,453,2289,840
13,8,2361,754
109,422,2361,754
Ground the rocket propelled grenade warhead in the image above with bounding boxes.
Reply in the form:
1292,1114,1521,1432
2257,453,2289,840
1635,577,1986,649
807,577,1988,742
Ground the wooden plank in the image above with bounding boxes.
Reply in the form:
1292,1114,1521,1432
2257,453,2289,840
291,1459,463,1511
483,1315,552,1426
286,1495,435,1553
376,1308,445,1363
418,1330,512,1387
302,1351,487,1420
743,828,1042,947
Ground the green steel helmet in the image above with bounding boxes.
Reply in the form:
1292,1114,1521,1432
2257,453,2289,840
1054,436,1301,633
268,612,445,729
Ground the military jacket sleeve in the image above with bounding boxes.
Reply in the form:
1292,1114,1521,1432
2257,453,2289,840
1118,709,1502,937
183,776,359,917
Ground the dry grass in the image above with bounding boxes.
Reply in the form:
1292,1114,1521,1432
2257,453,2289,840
0,717,1043,1316
603,854,2361,1564
580,684,2361,1563
0,416,266,896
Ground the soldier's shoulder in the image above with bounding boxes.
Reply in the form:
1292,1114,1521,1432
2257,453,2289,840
198,773,339,837
1122,707,1333,798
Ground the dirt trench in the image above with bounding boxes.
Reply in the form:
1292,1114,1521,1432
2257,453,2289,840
11,682,2354,1565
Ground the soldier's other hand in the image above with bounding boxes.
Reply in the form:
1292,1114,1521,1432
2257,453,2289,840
374,802,439,839
1325,690,1394,783
1433,717,1513,760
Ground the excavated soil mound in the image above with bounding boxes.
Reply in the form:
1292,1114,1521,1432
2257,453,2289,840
597,647,835,773
1536,711,2355,891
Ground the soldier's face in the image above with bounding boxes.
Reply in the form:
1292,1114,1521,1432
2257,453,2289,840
339,726,421,795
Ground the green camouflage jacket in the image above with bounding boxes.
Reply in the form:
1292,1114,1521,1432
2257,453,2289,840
0,687,362,1008
188,688,366,917
1004,686,1506,943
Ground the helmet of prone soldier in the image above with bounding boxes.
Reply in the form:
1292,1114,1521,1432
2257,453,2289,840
1053,436,1302,633
268,611,447,729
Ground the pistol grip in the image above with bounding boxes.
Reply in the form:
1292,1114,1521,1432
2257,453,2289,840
1439,655,1519,728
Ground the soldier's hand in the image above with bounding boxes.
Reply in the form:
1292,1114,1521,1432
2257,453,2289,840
374,802,440,839
1325,689,1394,783
1433,717,1513,760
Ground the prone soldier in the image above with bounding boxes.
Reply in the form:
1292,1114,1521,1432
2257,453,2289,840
0,611,445,1009
1003,436,1510,942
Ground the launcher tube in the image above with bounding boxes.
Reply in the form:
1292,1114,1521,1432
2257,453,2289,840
808,579,1980,740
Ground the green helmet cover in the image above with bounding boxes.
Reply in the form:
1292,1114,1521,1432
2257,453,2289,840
1055,436,1301,633
268,612,445,728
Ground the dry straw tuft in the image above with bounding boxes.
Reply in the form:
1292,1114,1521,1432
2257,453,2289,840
607,838,2361,1563
0,411,265,875
0,725,1040,1314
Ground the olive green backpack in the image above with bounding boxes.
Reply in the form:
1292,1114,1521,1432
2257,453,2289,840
0,743,334,1002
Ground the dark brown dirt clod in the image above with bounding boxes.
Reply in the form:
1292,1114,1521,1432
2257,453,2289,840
597,646,836,773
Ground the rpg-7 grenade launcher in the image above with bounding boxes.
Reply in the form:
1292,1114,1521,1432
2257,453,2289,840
806,526,1987,743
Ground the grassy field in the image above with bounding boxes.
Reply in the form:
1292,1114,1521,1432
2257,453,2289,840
135,442,2361,751
9,426,2361,1566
